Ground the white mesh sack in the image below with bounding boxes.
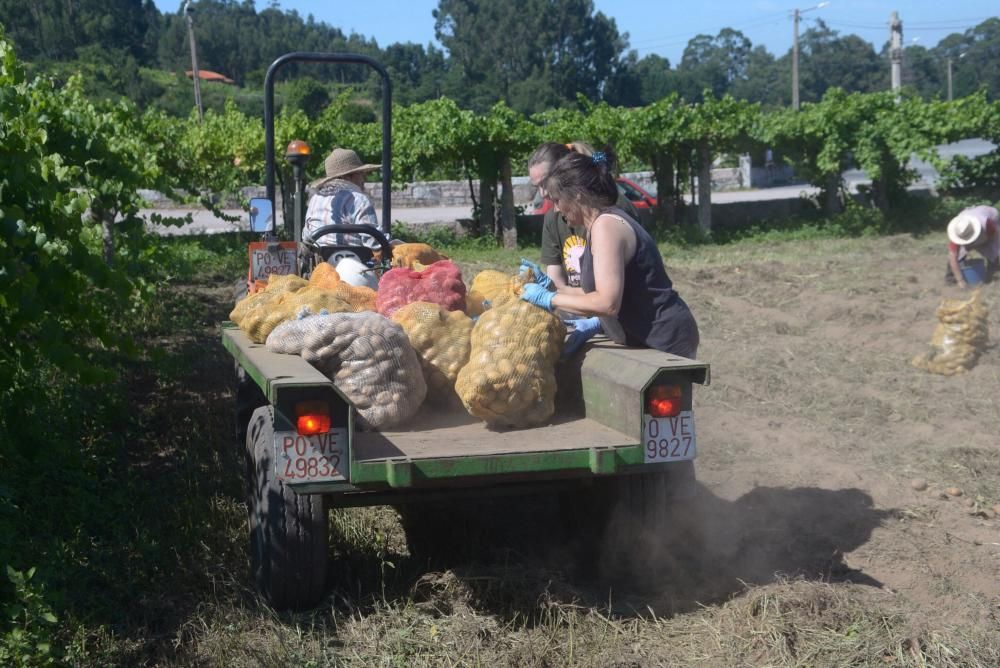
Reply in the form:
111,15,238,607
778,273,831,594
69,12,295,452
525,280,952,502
266,311,427,430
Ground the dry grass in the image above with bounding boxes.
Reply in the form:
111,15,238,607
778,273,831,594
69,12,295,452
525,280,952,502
150,575,1000,667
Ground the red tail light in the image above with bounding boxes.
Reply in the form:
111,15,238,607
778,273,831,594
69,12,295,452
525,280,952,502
646,385,682,418
295,401,330,436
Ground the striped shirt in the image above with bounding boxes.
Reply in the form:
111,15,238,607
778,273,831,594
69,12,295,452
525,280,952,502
303,179,390,250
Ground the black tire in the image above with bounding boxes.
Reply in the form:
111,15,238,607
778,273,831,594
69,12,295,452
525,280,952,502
246,406,329,610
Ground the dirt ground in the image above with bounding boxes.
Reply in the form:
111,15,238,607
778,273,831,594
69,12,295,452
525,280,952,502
126,232,1000,666
676,233,1000,633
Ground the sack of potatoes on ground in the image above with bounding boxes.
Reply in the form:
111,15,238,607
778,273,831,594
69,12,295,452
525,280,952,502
455,299,565,428
266,311,426,430
912,289,989,376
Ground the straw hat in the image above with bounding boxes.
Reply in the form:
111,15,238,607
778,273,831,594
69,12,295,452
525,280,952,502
310,148,380,188
947,212,983,246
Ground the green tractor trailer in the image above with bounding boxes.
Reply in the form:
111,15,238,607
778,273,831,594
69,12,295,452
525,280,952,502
227,53,710,610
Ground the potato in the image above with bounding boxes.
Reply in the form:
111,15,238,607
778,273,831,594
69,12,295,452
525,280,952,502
267,312,426,429
455,299,565,428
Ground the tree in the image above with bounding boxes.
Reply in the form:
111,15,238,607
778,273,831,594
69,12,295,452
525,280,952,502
794,20,883,103
686,94,758,230
433,0,629,113
605,53,677,107
731,46,783,108
283,76,330,119
677,28,752,100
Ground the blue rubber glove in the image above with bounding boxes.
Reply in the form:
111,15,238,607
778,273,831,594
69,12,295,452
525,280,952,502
562,317,602,358
520,283,555,312
519,258,554,291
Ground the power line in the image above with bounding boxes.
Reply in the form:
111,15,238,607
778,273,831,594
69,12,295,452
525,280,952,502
629,9,788,52
825,19,986,34
825,17,994,30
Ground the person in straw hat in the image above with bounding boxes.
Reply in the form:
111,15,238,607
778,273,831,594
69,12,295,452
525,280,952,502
304,147,395,251
945,204,999,288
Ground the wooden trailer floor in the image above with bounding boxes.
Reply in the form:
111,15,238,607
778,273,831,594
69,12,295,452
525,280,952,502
354,408,634,462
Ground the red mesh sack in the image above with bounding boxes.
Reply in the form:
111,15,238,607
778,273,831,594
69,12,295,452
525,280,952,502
376,260,466,317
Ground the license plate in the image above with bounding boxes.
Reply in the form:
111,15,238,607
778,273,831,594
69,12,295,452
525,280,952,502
249,242,297,282
273,429,349,483
642,411,696,463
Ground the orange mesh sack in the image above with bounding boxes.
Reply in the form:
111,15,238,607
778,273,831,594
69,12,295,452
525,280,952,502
912,290,989,376
308,262,378,311
392,301,473,404
230,274,308,331
309,262,341,290
332,281,378,312
266,311,427,430
465,270,529,316
391,242,448,269
455,299,566,428
376,260,467,317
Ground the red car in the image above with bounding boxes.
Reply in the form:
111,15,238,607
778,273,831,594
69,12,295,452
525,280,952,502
529,177,658,215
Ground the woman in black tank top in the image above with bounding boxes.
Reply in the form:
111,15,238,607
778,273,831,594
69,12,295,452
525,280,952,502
519,148,699,359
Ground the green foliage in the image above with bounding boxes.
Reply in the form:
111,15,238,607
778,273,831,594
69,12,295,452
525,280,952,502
433,0,629,114
4,1,1000,118
937,95,1000,194
393,223,498,251
169,100,265,198
282,76,331,119
1,37,137,389
1,568,59,667
762,89,996,212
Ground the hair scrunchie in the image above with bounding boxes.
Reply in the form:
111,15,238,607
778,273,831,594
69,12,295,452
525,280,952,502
591,151,607,165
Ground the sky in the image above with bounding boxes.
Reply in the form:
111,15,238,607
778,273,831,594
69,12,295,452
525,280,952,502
154,1,998,65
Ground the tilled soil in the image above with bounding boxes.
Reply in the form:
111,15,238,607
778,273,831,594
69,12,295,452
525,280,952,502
673,233,1000,632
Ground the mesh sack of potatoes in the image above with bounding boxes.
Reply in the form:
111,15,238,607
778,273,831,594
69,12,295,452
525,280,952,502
309,262,341,290
376,260,467,317
229,273,309,329
465,269,531,317
266,311,427,430
391,301,473,404
912,290,989,376
455,298,566,428
309,262,378,312
390,242,448,269
240,287,355,344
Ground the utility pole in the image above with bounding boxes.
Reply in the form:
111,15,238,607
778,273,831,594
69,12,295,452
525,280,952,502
183,0,204,121
792,8,800,110
889,11,903,93
947,53,966,101
947,58,953,101
791,2,829,110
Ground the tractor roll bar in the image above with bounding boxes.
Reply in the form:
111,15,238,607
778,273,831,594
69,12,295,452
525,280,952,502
263,52,392,237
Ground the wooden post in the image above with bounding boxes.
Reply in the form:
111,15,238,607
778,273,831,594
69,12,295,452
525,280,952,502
499,154,517,249
697,141,712,232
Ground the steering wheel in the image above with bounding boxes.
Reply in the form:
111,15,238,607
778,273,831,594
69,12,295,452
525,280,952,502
305,224,394,266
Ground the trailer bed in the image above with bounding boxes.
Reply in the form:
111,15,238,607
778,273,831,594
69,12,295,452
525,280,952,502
354,409,633,462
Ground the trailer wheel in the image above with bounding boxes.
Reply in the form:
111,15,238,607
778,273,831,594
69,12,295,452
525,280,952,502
246,406,329,610
236,368,267,452
596,462,701,581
